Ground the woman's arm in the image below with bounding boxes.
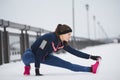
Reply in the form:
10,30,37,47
63,45,90,59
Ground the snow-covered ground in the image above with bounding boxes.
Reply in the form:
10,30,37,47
0,43,120,80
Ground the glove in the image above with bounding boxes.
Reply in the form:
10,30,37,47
35,68,43,76
90,55,101,60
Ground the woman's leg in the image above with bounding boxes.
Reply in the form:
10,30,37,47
22,49,35,75
42,55,91,72
22,49,35,66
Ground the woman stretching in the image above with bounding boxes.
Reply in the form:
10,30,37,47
22,24,101,76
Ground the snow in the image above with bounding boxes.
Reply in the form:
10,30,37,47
0,43,120,80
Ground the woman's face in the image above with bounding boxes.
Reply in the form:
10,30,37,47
60,32,72,42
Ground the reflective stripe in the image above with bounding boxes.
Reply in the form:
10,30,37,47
39,40,47,49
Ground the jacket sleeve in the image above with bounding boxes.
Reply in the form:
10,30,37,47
34,48,44,68
33,39,51,68
63,45,90,59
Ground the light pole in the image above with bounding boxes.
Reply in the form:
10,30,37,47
85,4,90,39
72,0,76,48
72,0,75,41
93,15,96,39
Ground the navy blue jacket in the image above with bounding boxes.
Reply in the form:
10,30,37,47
31,32,90,68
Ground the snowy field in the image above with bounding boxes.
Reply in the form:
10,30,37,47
0,43,120,80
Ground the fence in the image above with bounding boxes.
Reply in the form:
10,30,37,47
0,19,50,65
0,19,106,65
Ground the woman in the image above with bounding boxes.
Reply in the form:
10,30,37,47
22,24,101,76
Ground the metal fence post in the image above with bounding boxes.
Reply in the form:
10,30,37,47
3,27,9,63
20,30,25,56
36,32,39,39
25,30,29,49
0,30,3,65
36,32,41,39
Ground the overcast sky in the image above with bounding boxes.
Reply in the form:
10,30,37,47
0,0,120,39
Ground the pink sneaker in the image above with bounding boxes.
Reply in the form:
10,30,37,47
91,61,99,74
23,66,31,75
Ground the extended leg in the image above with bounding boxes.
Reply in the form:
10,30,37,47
42,55,91,72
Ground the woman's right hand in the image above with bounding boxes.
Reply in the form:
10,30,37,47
90,55,102,61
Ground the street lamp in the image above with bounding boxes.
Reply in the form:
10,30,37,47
72,0,75,41
85,4,90,39
93,15,96,39
72,0,76,48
